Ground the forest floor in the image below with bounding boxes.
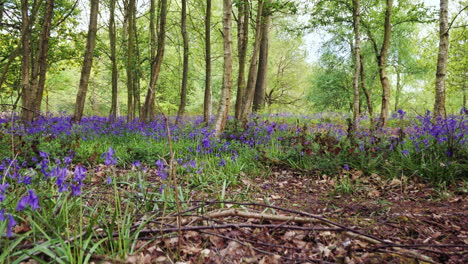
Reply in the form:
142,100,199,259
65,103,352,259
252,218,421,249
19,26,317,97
96,167,467,264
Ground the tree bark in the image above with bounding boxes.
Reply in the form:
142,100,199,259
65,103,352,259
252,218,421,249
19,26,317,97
394,69,401,112
352,0,361,125
377,0,393,127
33,0,55,115
133,12,141,117
234,0,249,119
177,0,189,123
434,0,449,117
109,0,118,120
72,0,99,122
125,0,136,122
360,55,373,118
20,0,32,122
252,9,270,112
203,0,212,123
142,0,168,122
241,0,264,120
214,0,233,136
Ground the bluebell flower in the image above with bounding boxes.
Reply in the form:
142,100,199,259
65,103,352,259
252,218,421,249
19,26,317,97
71,184,82,196
5,214,16,237
106,177,112,185
343,164,350,171
102,147,117,166
73,165,86,182
16,189,40,211
218,159,226,167
402,150,410,156
0,208,5,221
0,184,9,202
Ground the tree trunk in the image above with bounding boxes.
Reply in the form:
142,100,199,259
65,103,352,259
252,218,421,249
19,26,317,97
352,0,361,125
214,0,233,136
234,0,249,119
394,69,401,111
241,0,264,120
126,0,136,122
133,13,141,117
377,0,393,127
142,0,168,122
252,9,270,112
177,0,189,123
434,0,449,117
72,0,99,122
109,0,118,120
33,0,55,115
203,0,212,123
20,0,32,122
360,55,373,118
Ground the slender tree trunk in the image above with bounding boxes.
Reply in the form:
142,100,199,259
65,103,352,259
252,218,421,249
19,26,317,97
234,0,249,119
241,0,264,120
377,0,393,127
109,0,118,120
142,0,168,122
394,69,401,111
252,9,270,112
33,0,55,115
133,22,141,117
126,0,136,121
352,0,361,125
360,55,373,118
214,0,233,136
20,0,32,122
72,0,99,122
177,0,189,123
434,0,449,117
203,0,212,123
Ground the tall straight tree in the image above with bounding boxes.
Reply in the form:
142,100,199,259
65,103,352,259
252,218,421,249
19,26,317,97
252,3,270,112
241,0,264,120
72,0,99,122
125,0,136,121
214,0,233,136
109,0,118,119
142,0,168,122
234,0,249,119
203,0,212,123
360,55,373,118
177,0,189,123
351,0,361,126
20,0,32,122
434,0,449,116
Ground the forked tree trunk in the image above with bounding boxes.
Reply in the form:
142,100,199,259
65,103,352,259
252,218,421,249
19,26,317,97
360,55,373,118
72,0,99,122
352,0,361,126
214,0,233,136
434,0,449,117
234,0,249,119
109,0,118,120
177,0,189,123
252,9,270,112
203,0,212,123
241,0,264,120
142,0,168,122
377,0,393,127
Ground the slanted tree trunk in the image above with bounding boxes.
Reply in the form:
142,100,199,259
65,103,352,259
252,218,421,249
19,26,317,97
72,0,99,122
20,0,32,122
142,0,168,122
33,0,55,115
252,7,270,112
234,0,249,119
177,0,189,123
434,0,449,117
352,0,361,126
360,55,373,118
109,0,118,120
241,0,264,120
214,0,233,136
377,0,393,127
203,0,212,123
